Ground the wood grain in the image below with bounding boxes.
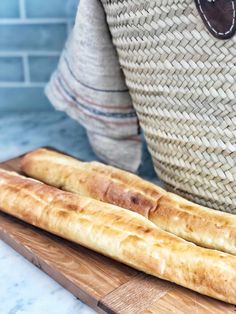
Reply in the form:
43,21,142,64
144,286,236,314
0,152,236,313
99,274,236,314
99,273,173,314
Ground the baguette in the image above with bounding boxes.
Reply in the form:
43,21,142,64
1,168,236,304
21,148,236,255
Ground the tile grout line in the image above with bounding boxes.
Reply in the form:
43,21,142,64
19,0,26,19
0,19,68,24
66,21,72,35
0,51,61,57
22,54,30,83
0,82,46,88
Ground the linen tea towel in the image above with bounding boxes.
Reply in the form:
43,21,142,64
46,0,141,172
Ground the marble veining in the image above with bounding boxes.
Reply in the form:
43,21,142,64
0,110,157,314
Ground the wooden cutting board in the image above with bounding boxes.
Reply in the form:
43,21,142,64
0,153,236,314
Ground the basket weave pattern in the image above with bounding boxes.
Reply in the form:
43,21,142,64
102,0,236,212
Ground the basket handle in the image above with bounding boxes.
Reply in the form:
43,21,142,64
194,0,236,39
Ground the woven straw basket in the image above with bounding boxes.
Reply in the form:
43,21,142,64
101,0,236,213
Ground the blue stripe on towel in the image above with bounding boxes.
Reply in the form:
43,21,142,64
57,76,137,119
63,56,129,93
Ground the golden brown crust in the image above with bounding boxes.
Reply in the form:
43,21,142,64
21,149,163,217
21,148,236,256
1,168,236,304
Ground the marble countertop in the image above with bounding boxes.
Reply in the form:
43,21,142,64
0,110,157,314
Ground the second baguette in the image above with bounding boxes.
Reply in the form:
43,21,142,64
21,148,236,255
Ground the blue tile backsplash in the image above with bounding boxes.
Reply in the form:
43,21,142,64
0,57,24,82
25,0,77,18
0,87,52,111
29,56,60,82
0,0,79,112
0,24,67,51
0,0,20,18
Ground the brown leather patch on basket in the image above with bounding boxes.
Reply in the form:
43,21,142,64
194,0,236,39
